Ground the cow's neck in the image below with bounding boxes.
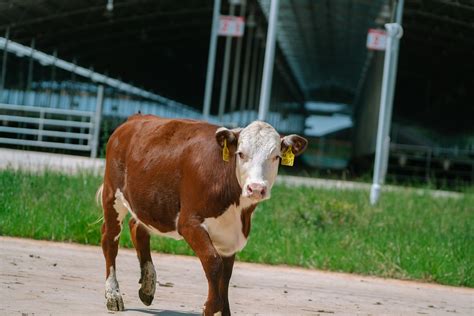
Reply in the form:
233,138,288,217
213,154,244,212
240,203,257,238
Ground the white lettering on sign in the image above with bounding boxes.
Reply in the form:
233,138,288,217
218,16,245,37
367,28,387,51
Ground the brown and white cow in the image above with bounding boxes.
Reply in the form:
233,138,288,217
98,115,307,315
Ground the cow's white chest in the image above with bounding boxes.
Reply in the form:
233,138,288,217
202,197,253,257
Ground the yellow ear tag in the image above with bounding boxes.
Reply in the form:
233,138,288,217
222,139,230,162
281,145,295,166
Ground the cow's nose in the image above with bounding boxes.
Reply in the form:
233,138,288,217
247,183,267,199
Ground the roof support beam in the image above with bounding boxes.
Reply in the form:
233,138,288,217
258,0,279,121
431,0,474,12
0,36,189,109
405,8,474,29
203,0,221,120
0,1,141,31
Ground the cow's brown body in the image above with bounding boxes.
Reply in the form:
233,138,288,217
101,115,255,315
104,115,251,231
100,114,307,315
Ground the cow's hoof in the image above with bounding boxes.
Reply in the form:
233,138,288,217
106,292,124,311
139,288,154,306
138,261,156,306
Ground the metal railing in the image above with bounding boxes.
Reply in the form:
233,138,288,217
0,85,103,157
389,143,474,183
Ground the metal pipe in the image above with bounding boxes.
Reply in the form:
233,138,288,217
254,36,266,120
21,38,35,105
239,12,255,125
0,27,10,98
247,29,260,123
48,49,57,108
370,0,404,205
229,1,247,115
203,0,222,120
26,39,35,91
91,85,104,158
218,4,236,122
257,0,279,121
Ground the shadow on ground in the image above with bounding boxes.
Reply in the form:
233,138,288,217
125,308,200,316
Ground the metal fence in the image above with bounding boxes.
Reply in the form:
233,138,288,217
0,34,305,157
389,143,474,183
0,86,103,158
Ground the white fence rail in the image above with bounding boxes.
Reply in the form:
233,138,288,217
0,86,103,157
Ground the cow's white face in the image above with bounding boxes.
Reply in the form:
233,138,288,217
216,121,308,202
235,121,281,201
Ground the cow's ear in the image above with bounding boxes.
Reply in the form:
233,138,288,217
281,134,308,157
215,127,242,148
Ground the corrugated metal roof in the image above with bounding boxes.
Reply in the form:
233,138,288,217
259,0,387,100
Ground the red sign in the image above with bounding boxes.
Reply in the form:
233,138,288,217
218,16,245,37
367,29,387,51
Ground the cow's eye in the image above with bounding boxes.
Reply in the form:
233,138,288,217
273,155,280,162
237,152,246,160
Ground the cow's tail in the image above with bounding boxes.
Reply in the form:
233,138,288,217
95,183,104,208
93,184,105,225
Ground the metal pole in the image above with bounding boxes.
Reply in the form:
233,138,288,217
91,85,104,158
21,38,35,105
370,0,404,205
203,0,222,120
47,49,57,108
257,0,279,121
254,36,265,121
230,1,247,115
247,29,260,123
0,27,10,99
239,12,255,125
218,4,236,122
26,39,35,99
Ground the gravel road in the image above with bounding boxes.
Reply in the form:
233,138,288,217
1,237,472,315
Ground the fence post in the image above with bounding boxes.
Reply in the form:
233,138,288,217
0,27,10,100
38,110,45,142
91,85,104,158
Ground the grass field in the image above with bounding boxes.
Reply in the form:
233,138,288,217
0,169,472,287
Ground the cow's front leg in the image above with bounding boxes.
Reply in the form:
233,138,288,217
178,218,224,316
219,255,235,316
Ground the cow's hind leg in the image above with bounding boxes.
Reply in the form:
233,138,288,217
101,185,128,311
129,218,156,306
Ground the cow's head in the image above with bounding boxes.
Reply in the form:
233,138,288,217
216,121,307,202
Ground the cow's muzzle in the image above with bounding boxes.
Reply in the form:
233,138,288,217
245,182,267,201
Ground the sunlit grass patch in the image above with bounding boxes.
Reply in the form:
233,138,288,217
0,169,472,287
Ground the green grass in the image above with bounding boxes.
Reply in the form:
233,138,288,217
0,169,472,287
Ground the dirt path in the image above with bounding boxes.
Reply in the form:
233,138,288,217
1,237,472,315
